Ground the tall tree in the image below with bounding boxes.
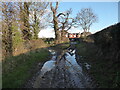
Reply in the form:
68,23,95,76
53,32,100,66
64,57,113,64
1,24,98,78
58,8,76,41
2,2,15,56
50,2,76,43
29,2,49,39
50,2,60,44
76,8,97,34
19,2,31,40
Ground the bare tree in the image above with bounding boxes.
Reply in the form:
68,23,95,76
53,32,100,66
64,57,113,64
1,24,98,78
50,2,60,44
76,8,97,34
50,2,76,43
29,2,49,39
58,8,76,41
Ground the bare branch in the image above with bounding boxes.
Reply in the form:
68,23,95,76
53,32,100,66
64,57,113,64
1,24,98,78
57,13,65,18
76,8,98,33
55,2,59,11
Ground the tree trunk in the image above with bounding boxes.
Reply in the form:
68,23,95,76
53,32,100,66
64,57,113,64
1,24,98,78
61,29,64,42
2,2,13,57
53,11,61,44
33,11,39,39
21,2,31,40
7,24,13,56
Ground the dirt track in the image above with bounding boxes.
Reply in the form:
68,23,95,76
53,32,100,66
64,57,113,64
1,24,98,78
24,43,98,88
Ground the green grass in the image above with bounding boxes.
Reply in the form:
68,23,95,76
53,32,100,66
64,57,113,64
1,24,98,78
76,42,120,88
2,48,50,88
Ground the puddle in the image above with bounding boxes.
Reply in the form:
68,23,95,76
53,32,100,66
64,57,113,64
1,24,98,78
48,49,56,55
40,60,56,76
39,48,84,81
84,63,91,70
65,49,84,87
65,50,82,73
40,49,57,77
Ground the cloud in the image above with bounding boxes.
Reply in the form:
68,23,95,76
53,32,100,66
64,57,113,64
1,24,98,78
38,28,55,38
68,27,82,33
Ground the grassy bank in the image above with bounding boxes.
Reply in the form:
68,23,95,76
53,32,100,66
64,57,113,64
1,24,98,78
2,48,50,88
76,42,119,88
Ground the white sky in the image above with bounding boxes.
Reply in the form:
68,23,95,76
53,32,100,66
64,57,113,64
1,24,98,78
38,28,55,38
38,27,82,38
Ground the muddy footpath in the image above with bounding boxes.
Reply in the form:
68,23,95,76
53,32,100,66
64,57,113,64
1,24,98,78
24,44,99,88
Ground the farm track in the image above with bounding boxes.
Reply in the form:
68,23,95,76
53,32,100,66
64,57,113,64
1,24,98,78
24,42,99,88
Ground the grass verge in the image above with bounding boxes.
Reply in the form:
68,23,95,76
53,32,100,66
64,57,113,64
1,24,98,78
76,42,120,88
2,48,50,88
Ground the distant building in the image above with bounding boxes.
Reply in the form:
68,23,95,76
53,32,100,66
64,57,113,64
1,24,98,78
66,33,81,41
67,33,81,38
66,32,91,38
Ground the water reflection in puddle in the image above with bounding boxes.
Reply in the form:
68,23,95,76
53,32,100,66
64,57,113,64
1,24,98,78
40,60,56,76
40,49,83,77
84,63,91,70
40,49,57,76
48,49,56,55
65,50,82,74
